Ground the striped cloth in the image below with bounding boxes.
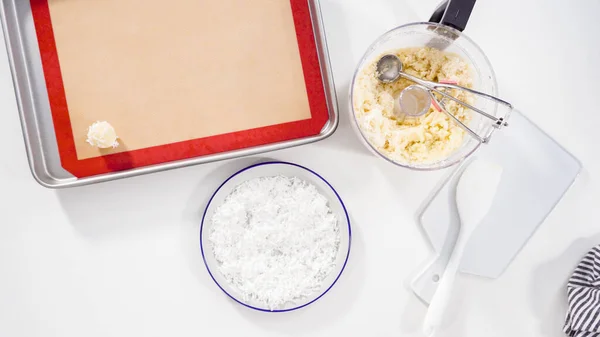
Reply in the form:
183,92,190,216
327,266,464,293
565,245,600,337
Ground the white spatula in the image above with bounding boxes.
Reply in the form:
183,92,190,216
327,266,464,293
422,159,504,336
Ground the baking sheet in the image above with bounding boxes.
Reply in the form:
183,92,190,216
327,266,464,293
30,0,330,177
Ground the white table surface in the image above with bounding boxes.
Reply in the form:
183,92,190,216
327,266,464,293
1,0,599,336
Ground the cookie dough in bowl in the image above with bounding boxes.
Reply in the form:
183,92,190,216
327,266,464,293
354,47,474,164
349,22,499,170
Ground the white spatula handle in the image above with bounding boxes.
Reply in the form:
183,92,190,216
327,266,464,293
422,237,466,336
422,159,503,336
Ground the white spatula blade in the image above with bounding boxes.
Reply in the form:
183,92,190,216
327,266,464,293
456,159,504,229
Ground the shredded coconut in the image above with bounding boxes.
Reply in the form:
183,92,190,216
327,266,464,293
209,176,341,310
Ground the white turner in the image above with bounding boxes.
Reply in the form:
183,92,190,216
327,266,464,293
422,159,504,336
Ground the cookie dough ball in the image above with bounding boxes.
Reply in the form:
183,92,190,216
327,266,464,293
86,121,119,149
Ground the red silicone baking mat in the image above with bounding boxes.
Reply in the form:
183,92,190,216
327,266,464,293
30,0,329,178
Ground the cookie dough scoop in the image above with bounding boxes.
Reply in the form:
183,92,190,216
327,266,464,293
376,54,510,143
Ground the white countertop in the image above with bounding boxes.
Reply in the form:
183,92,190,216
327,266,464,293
1,0,599,336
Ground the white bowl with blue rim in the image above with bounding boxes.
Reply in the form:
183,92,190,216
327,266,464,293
200,161,351,312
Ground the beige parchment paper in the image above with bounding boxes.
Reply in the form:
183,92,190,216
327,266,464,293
47,0,311,159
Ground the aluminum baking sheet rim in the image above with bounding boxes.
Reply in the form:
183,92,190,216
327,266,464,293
0,0,339,189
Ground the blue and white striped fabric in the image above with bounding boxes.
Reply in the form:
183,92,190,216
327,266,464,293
565,245,600,337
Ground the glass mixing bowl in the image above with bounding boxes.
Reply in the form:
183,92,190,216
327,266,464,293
349,22,500,170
